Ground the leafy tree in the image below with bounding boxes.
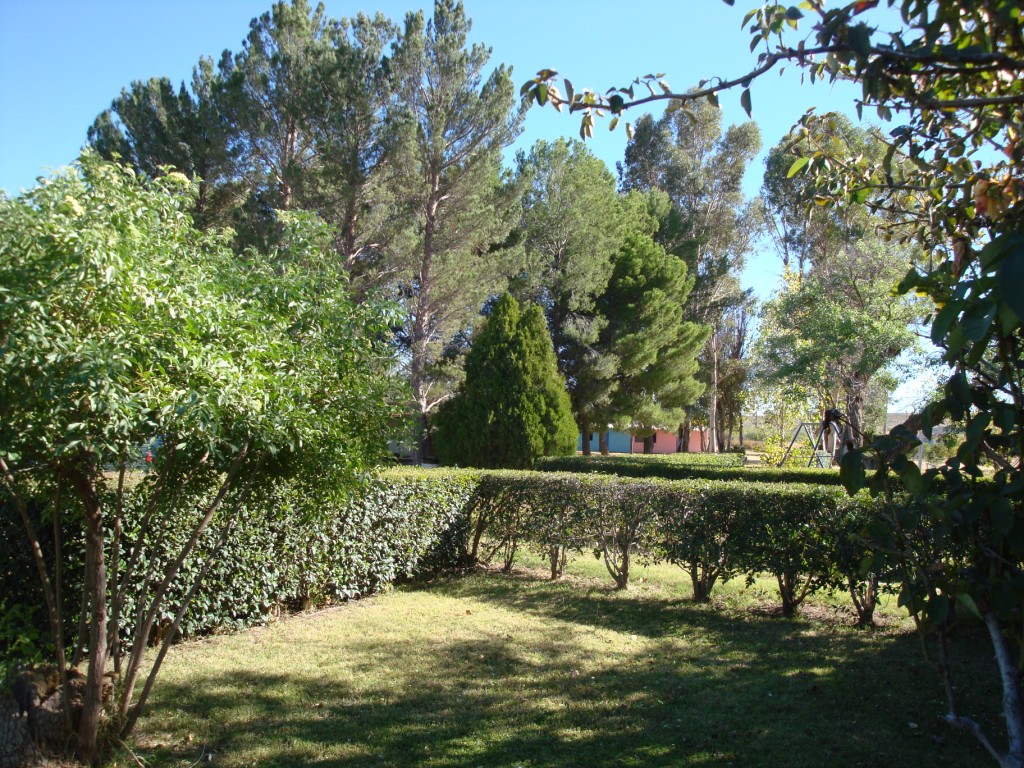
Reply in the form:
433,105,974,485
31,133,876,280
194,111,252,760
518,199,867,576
0,154,394,761
433,294,575,469
618,101,760,451
513,138,627,452
286,9,401,286
217,0,333,215
599,233,708,452
90,1,402,266
758,118,921,449
524,1,1024,762
388,0,523,461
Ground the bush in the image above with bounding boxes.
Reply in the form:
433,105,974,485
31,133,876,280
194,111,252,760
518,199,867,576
538,454,842,485
1,469,478,675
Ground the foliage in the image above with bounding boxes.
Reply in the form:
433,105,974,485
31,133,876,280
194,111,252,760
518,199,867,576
0,154,395,759
512,138,626,445
524,4,1024,761
757,118,921,445
388,0,524,456
599,233,709,441
537,454,842,486
87,64,240,234
433,294,576,469
617,100,761,452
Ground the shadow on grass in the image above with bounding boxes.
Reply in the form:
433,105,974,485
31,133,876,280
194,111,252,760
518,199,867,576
137,570,999,768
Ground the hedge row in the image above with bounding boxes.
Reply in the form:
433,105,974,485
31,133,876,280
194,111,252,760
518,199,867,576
460,469,879,620
1,470,476,670
537,454,843,485
3,464,886,674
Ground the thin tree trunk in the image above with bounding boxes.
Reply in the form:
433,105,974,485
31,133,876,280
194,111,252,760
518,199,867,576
65,468,107,765
0,458,73,734
411,186,441,465
599,431,609,455
119,443,250,721
580,415,591,456
707,331,719,453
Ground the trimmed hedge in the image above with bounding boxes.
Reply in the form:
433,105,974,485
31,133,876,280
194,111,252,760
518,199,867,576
1,469,478,666
4,463,891,676
537,454,843,485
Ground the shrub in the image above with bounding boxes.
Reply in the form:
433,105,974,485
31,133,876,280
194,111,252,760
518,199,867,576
538,454,841,485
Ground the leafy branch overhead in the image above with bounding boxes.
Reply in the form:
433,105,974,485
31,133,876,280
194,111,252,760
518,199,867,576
522,1,1024,147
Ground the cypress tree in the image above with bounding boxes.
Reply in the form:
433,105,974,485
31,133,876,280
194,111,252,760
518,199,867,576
434,294,575,468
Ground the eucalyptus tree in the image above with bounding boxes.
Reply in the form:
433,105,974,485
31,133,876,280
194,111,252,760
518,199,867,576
759,119,922,447
0,154,395,761
387,0,523,459
618,101,760,451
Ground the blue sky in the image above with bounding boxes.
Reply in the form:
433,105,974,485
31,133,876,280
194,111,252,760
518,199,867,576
0,1,866,202
0,1,929,404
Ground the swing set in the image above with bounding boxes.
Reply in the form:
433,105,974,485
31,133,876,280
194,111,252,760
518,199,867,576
778,408,845,468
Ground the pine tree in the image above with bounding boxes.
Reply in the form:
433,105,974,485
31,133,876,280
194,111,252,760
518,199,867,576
433,294,575,468
598,233,708,452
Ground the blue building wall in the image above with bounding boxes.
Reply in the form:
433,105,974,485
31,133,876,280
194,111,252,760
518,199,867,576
576,430,632,454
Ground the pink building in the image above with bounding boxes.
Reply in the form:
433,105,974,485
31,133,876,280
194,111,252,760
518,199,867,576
631,429,703,454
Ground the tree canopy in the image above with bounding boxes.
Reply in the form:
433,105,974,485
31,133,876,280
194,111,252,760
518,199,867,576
0,152,396,759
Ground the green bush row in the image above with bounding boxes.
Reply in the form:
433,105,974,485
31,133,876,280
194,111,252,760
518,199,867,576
456,469,882,621
1,470,476,670
3,464,887,677
537,454,843,485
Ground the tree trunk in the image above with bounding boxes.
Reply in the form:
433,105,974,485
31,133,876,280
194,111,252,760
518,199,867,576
615,543,630,589
680,419,691,452
599,431,609,455
690,564,717,603
411,187,441,464
548,545,566,580
67,470,107,764
849,573,878,627
580,415,591,456
707,331,719,453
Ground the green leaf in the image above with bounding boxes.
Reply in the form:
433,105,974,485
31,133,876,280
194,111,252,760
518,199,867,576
998,244,1024,322
535,84,549,106
740,88,752,118
960,303,997,342
928,594,950,625
787,156,810,178
847,23,872,58
957,593,983,621
840,450,866,494
563,78,575,104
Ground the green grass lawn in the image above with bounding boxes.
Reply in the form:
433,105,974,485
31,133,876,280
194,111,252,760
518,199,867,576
122,555,999,768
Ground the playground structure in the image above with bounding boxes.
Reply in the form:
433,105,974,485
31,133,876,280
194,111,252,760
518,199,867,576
778,408,845,468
